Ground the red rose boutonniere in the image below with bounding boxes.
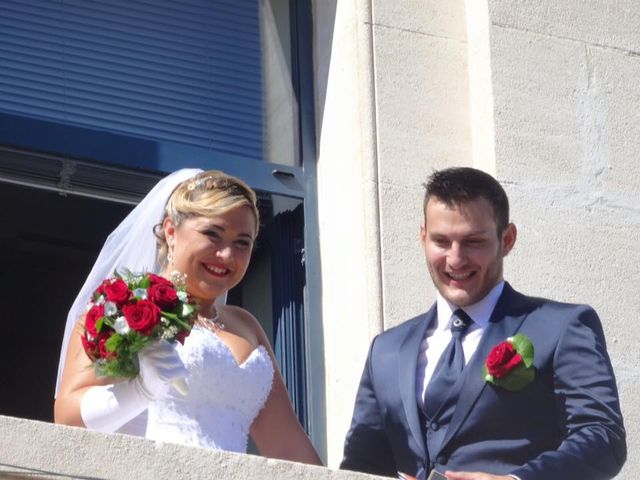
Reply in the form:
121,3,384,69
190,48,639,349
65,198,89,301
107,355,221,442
483,333,535,391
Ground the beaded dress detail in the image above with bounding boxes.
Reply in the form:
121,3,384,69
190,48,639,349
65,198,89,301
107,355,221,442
145,326,274,452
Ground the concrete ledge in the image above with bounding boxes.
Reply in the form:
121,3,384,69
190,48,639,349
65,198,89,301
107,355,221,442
0,415,385,480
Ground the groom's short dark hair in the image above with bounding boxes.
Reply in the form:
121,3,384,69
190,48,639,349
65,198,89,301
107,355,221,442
423,167,510,235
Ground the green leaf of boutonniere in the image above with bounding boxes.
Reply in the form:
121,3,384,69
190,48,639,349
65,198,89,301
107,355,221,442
483,333,535,392
510,333,534,367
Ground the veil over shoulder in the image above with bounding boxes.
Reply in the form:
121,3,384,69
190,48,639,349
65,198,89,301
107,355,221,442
55,168,203,396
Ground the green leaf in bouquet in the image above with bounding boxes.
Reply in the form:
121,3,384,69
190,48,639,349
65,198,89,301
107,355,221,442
96,316,106,333
163,309,191,326
173,317,193,332
105,334,123,352
93,331,148,379
96,356,139,379
162,311,179,320
101,316,115,329
127,332,152,355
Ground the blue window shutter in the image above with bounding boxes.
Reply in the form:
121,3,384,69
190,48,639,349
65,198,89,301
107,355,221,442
270,205,308,430
0,0,263,161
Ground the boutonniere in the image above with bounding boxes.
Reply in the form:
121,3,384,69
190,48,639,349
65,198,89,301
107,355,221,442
483,333,535,391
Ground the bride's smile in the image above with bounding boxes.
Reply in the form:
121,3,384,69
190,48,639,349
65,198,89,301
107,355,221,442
202,263,231,277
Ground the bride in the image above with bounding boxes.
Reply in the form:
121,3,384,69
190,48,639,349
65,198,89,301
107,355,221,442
54,169,321,464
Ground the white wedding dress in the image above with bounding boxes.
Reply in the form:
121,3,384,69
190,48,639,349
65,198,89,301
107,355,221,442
118,326,274,453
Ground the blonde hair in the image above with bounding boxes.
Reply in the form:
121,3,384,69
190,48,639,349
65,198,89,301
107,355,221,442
155,170,259,267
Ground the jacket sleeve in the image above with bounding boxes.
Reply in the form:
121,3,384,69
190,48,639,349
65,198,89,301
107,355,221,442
511,306,626,480
340,336,398,477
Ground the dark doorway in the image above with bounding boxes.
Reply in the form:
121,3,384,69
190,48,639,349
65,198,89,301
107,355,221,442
0,181,132,421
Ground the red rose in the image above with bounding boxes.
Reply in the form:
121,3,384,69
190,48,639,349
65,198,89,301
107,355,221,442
95,279,109,296
485,341,523,378
102,278,131,306
98,334,117,359
122,300,161,335
148,273,174,288
81,333,99,360
148,284,179,310
81,332,115,360
85,305,105,336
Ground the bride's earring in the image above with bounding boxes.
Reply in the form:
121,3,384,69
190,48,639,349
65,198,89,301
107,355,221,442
167,245,175,265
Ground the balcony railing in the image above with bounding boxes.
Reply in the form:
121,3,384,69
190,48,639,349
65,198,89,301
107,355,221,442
0,415,384,480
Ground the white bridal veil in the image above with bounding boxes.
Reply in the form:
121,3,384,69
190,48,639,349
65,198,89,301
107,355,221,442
55,168,203,396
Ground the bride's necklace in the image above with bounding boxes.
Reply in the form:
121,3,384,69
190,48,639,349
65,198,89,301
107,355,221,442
198,306,225,332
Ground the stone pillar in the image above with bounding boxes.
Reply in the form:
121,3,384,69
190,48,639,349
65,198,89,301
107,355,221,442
312,0,472,466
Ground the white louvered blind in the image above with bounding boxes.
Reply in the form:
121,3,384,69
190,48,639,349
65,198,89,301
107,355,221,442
0,0,264,161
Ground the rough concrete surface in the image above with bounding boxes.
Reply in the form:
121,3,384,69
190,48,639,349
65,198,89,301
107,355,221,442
489,0,640,53
485,3,639,476
373,0,468,41
374,24,471,187
0,415,386,480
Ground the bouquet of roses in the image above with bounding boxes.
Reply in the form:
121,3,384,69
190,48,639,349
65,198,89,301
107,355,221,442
81,270,196,380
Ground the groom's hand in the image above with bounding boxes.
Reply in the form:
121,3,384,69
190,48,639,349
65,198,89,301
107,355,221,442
445,472,512,480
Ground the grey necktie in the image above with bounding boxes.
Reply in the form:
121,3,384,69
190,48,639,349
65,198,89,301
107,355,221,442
423,309,473,419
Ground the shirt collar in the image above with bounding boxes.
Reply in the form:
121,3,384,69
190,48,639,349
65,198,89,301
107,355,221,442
436,281,505,330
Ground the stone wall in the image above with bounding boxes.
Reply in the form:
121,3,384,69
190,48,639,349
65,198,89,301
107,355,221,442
481,2,639,478
311,0,638,475
0,415,384,480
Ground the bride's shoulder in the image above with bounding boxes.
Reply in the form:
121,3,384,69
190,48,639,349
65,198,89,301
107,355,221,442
220,304,254,322
220,305,270,348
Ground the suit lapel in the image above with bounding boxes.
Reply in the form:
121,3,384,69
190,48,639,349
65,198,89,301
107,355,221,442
398,306,436,457
440,283,531,449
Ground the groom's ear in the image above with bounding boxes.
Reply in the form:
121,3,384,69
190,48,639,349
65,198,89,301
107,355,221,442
501,222,517,256
420,224,427,247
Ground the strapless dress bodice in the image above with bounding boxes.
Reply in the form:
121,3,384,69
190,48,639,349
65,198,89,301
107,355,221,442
144,326,274,452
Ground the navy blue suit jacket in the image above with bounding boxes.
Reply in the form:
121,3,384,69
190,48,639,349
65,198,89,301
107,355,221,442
341,283,626,479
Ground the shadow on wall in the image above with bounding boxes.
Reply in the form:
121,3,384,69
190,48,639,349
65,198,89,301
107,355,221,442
311,0,337,131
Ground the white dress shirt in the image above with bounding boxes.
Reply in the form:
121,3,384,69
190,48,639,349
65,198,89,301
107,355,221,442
414,281,522,480
415,281,505,411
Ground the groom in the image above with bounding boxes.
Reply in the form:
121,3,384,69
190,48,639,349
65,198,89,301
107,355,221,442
341,167,626,480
